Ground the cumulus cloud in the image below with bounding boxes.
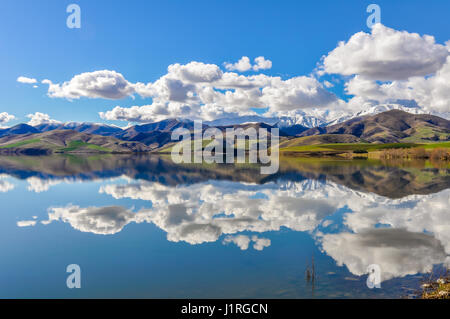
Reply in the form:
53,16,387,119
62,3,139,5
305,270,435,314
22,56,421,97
168,62,223,83
316,24,450,115
35,25,450,122
344,56,450,114
224,56,272,72
321,24,449,81
17,76,37,84
42,70,136,100
260,76,338,111
0,112,15,124
223,235,252,250
99,102,197,123
100,69,339,122
224,56,253,72
26,112,61,126
253,56,272,71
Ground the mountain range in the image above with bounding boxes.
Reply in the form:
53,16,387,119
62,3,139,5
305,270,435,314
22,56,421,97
0,109,449,154
298,110,450,143
206,104,450,128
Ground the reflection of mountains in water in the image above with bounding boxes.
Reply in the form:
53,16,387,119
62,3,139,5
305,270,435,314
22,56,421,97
0,155,448,198
18,175,450,283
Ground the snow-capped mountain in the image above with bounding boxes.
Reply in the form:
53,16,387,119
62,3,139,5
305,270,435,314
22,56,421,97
324,104,431,126
205,114,326,128
207,104,450,129
205,116,279,127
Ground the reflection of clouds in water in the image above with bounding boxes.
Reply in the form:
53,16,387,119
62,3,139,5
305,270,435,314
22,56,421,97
0,180,14,192
223,235,271,251
99,179,450,279
99,180,337,244
0,174,14,192
100,180,450,252
252,236,271,251
25,175,132,193
26,177,62,193
19,179,450,280
342,190,450,255
320,228,448,281
41,205,150,235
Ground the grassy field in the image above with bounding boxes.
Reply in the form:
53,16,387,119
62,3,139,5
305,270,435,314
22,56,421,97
57,140,112,153
157,138,262,153
402,125,450,143
0,138,112,153
279,141,450,153
0,138,41,149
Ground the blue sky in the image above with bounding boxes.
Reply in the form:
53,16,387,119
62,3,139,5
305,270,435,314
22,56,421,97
1,0,450,126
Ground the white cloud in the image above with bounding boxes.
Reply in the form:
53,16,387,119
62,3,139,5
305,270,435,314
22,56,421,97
344,56,450,114
253,56,272,71
99,102,198,123
260,76,339,111
42,70,136,100
321,24,449,81
224,56,253,72
223,235,252,250
17,220,37,227
224,56,272,72
17,76,37,84
26,112,61,126
100,68,340,123
168,62,223,83
35,25,450,122
0,112,15,124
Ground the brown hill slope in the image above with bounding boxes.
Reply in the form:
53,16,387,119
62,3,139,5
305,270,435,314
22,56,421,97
279,134,361,148
0,130,151,155
299,110,450,143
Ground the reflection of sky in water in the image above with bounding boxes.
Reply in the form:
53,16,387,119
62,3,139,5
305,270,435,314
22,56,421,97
0,162,449,298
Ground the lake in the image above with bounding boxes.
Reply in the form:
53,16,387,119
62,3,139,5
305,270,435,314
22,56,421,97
0,155,448,298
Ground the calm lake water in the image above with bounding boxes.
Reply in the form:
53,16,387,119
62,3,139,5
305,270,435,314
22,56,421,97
0,155,448,298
